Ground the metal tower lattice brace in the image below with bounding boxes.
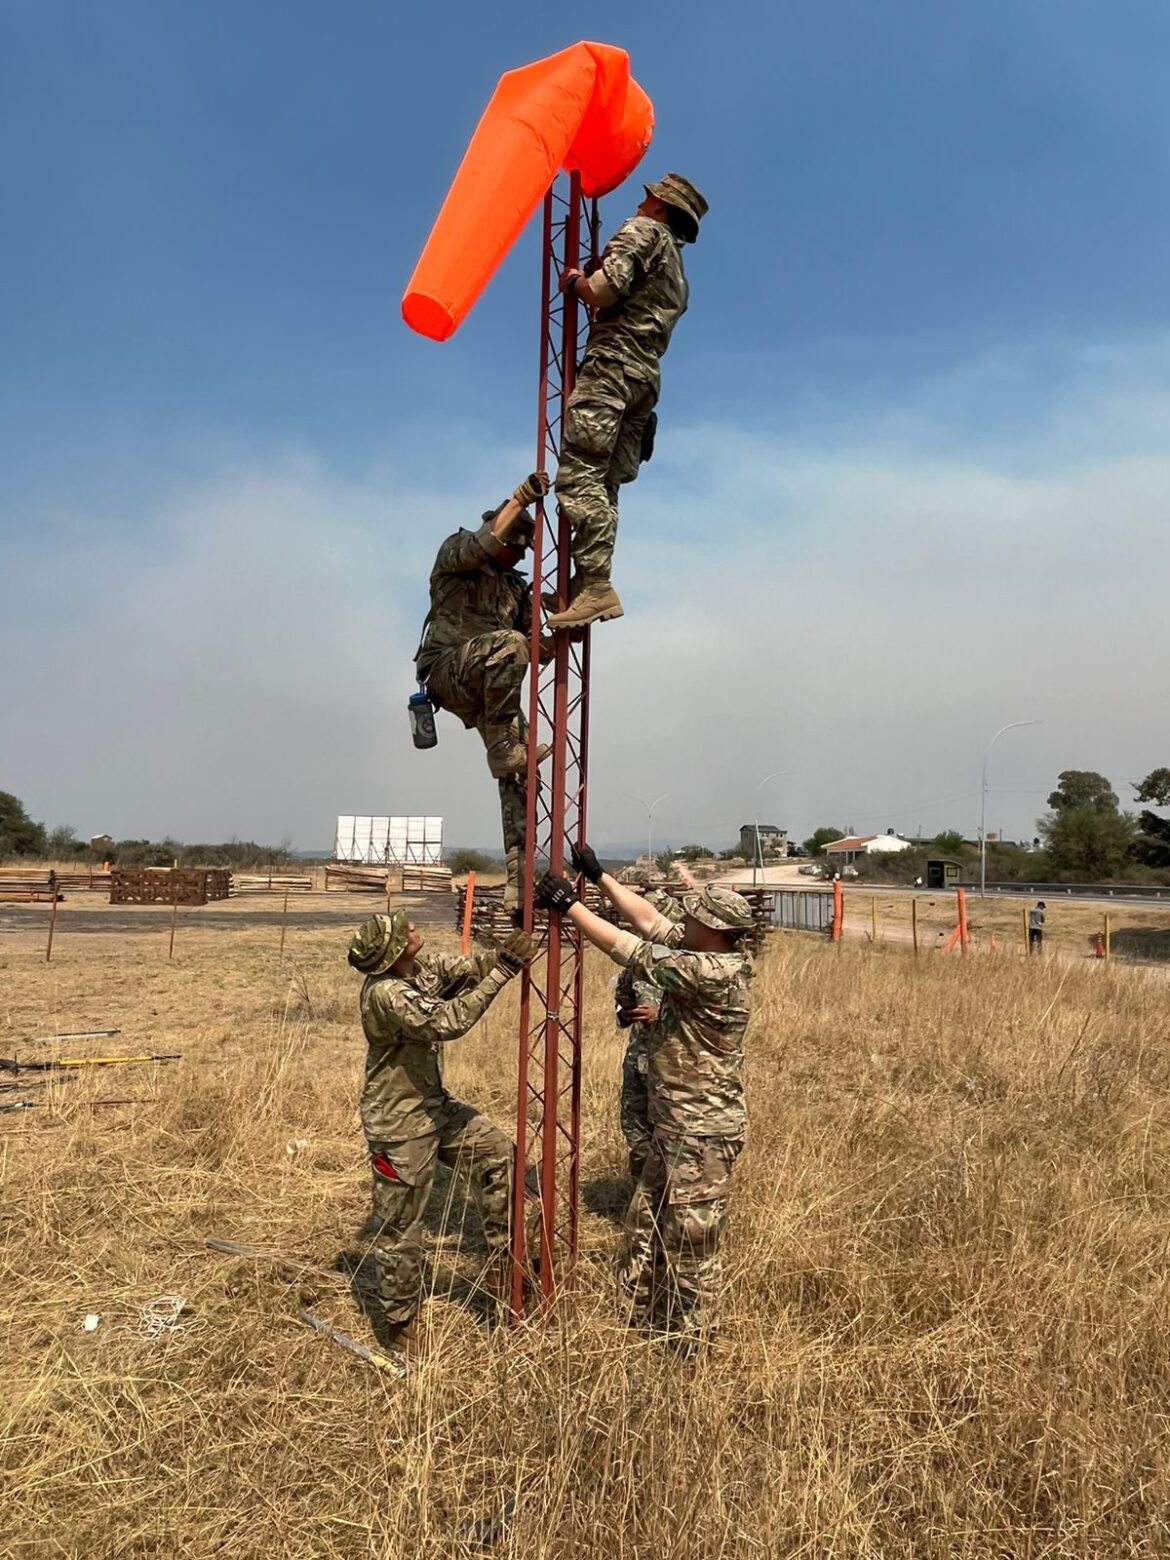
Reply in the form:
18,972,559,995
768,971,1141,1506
509,173,600,1315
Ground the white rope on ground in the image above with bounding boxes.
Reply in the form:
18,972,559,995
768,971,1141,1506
138,1295,197,1339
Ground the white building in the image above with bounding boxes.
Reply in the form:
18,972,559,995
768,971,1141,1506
823,831,912,868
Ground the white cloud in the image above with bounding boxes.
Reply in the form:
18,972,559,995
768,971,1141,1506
3,339,1167,850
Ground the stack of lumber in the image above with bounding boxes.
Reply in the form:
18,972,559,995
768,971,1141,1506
455,881,609,948
233,872,314,894
0,868,59,904
325,864,387,893
53,868,112,892
109,868,231,907
401,864,453,894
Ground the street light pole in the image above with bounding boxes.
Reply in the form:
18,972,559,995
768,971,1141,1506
624,792,670,873
980,721,1041,897
754,770,789,888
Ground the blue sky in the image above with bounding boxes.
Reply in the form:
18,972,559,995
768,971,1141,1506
3,3,1169,849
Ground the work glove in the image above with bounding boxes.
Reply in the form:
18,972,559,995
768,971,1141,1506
570,843,603,885
513,471,551,507
495,929,538,975
534,871,579,916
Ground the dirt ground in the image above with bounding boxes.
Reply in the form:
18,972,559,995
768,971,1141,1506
4,892,1170,1556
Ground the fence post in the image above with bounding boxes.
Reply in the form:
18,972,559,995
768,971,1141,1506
831,880,843,945
1104,913,1111,961
168,873,179,960
911,896,919,956
279,886,290,962
45,872,59,963
870,897,878,944
956,888,969,954
460,872,477,957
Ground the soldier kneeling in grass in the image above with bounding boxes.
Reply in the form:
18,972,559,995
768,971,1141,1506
347,910,535,1356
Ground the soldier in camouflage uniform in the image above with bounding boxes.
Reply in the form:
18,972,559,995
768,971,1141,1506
415,470,551,906
546,174,709,632
348,910,536,1354
536,856,753,1347
614,888,684,1180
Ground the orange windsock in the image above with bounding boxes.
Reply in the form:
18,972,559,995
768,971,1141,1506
402,42,654,343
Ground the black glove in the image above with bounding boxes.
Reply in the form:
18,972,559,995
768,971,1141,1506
513,470,551,506
496,929,538,975
534,872,578,916
571,843,603,885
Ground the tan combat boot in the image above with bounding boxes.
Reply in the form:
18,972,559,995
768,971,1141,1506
545,575,623,630
503,845,521,912
541,570,581,616
485,731,551,780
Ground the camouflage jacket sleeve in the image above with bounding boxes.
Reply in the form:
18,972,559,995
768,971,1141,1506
600,217,670,300
363,962,512,1044
427,951,499,992
431,523,500,577
610,941,729,1003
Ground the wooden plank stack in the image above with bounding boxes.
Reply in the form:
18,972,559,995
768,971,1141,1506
401,864,453,894
109,868,231,906
325,864,388,893
233,873,314,894
0,868,59,904
52,868,112,892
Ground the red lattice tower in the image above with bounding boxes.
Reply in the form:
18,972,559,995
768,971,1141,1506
509,173,600,1314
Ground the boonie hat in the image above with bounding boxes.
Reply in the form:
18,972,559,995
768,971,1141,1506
643,173,709,243
645,888,685,924
681,884,754,934
348,911,410,976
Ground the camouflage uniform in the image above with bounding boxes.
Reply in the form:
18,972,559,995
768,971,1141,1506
614,890,685,1180
415,517,533,887
350,914,516,1325
606,886,753,1339
556,214,689,580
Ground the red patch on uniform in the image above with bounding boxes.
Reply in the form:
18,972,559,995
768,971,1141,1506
371,1152,401,1181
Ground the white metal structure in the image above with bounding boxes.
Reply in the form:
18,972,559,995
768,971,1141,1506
333,816,443,866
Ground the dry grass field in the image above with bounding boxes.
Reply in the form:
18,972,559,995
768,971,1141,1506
3,895,1170,1557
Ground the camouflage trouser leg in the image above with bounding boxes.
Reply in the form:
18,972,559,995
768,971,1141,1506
616,1132,742,1336
620,1032,652,1181
426,635,532,882
556,354,657,579
425,632,530,739
435,1102,513,1261
366,1105,513,1323
367,1136,439,1325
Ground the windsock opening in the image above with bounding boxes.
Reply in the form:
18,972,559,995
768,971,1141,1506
402,42,654,343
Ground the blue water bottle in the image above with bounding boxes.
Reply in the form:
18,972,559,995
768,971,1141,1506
408,683,438,750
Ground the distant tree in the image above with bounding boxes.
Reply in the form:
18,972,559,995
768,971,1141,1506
718,848,741,861
45,824,85,859
1046,770,1119,813
1133,768,1170,868
675,844,711,863
931,830,967,856
654,850,674,876
1039,769,1135,879
802,827,845,858
0,792,46,858
448,848,497,875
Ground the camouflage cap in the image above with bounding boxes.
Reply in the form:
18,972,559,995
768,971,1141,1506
348,911,410,976
681,884,754,934
645,888,685,924
644,173,708,243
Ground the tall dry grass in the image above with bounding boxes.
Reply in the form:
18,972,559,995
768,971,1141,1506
2,913,1170,1557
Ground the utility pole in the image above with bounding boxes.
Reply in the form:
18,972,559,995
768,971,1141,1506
624,792,669,873
753,770,788,888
